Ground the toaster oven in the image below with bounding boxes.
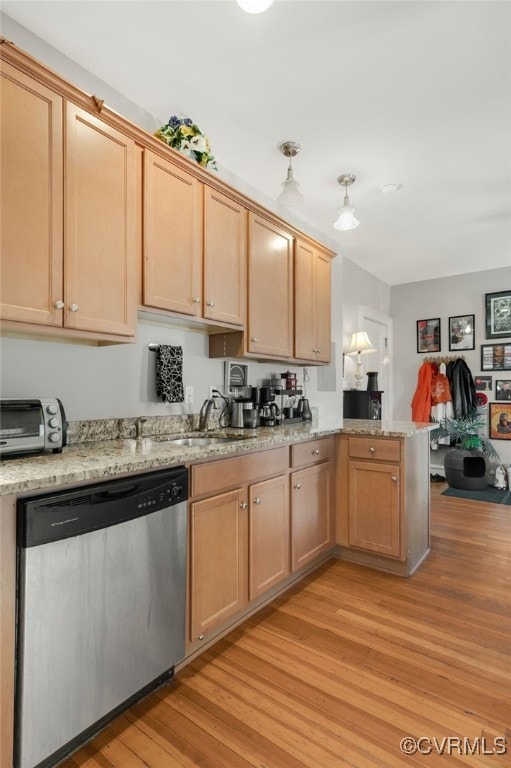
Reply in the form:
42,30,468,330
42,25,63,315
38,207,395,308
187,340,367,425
0,398,67,458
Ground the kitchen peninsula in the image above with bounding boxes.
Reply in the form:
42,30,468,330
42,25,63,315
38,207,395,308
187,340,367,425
0,418,432,768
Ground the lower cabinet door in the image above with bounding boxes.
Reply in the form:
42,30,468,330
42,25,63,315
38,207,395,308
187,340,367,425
291,461,332,571
348,460,401,558
189,489,247,641
248,474,290,600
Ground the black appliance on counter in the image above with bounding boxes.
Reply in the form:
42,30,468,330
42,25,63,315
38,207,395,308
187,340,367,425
344,390,383,419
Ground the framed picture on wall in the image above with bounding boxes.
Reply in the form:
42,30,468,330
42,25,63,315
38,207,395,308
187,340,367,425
496,379,511,400
416,318,441,353
448,314,475,351
489,402,511,440
481,343,511,371
475,375,492,391
485,290,511,339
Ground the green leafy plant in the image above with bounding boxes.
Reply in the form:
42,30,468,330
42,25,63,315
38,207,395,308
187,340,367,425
154,114,217,169
431,407,499,460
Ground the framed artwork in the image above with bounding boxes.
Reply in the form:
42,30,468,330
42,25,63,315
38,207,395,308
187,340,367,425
480,343,511,371
489,402,511,440
416,318,441,353
475,375,492,391
495,379,511,401
485,290,511,339
448,314,475,351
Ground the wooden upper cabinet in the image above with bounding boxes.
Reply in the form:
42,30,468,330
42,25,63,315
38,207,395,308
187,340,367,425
247,213,294,358
0,61,63,326
143,149,203,316
65,104,136,336
294,238,331,363
203,187,246,326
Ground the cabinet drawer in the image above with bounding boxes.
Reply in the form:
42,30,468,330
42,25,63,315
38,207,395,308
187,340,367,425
291,436,334,468
348,437,400,463
191,446,289,497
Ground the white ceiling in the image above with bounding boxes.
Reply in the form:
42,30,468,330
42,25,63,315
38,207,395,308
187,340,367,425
2,0,511,285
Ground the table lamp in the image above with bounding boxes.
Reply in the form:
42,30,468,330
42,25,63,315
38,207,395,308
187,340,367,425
346,331,376,389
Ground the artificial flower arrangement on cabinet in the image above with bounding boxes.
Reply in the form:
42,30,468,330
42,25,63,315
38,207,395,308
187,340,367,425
154,114,217,170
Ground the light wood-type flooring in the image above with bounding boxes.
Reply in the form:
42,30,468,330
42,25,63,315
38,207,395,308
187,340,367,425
64,484,511,767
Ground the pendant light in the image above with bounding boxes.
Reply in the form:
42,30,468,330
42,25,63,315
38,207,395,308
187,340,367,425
236,0,274,13
277,141,304,208
333,174,360,231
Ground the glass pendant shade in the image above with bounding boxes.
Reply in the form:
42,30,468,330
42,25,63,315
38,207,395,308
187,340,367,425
236,0,274,13
277,167,304,207
333,200,359,231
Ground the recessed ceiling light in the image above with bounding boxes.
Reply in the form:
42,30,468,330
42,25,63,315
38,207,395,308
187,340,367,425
381,183,402,194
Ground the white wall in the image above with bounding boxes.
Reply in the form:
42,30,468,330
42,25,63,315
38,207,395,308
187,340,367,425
391,266,511,466
342,258,391,389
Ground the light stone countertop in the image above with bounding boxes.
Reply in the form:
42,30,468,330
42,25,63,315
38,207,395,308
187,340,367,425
0,418,434,497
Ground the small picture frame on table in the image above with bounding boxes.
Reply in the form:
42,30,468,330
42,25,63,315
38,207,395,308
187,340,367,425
417,318,441,353
485,290,511,339
448,314,475,351
495,379,511,401
489,402,511,440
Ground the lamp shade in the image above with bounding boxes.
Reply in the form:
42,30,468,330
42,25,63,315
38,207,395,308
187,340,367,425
346,331,376,355
277,168,304,207
236,0,274,13
333,203,359,231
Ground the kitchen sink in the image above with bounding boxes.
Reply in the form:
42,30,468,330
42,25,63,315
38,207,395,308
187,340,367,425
159,436,242,447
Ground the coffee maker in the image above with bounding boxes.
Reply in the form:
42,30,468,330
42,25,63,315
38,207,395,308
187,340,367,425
251,386,281,427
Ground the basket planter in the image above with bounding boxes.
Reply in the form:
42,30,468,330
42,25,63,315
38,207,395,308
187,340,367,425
444,448,490,490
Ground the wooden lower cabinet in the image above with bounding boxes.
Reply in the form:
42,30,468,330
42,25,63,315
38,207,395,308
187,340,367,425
348,460,401,557
336,432,430,576
248,474,290,600
291,461,333,571
189,488,248,641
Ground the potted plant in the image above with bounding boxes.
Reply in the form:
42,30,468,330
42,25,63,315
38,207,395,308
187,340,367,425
431,407,499,490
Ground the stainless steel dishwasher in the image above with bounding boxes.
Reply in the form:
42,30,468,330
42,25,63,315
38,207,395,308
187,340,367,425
15,466,188,768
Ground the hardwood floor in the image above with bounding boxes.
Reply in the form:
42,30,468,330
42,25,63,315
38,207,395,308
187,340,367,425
64,484,511,767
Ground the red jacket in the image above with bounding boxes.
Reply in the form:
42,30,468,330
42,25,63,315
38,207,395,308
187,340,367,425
411,362,433,422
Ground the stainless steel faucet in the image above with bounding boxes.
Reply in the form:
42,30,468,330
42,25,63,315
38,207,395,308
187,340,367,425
198,398,215,432
135,416,147,440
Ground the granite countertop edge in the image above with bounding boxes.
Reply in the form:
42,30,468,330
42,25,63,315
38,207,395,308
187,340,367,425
0,419,434,496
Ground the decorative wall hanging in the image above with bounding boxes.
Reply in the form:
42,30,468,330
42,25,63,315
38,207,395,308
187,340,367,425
416,318,441,353
496,379,511,400
475,375,492,391
485,290,511,339
489,402,511,440
480,343,511,371
154,114,217,170
448,314,475,351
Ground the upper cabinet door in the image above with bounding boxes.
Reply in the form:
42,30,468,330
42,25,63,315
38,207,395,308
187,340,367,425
0,62,63,326
203,188,246,326
294,238,331,363
247,213,293,358
143,150,203,316
65,103,136,336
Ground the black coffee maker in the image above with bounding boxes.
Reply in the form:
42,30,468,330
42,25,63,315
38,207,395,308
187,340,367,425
252,386,281,426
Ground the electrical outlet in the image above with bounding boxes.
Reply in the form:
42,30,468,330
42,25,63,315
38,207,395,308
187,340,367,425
185,386,194,404
209,386,218,398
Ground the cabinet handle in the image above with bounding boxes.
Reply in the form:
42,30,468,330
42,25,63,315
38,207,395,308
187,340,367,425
294,483,301,490
369,446,376,453
391,476,397,482
240,501,248,509
54,300,65,310
312,449,320,455
198,634,204,640
69,303,79,312
316,348,321,354
250,337,258,343
206,300,214,307
192,297,201,304
254,497,262,505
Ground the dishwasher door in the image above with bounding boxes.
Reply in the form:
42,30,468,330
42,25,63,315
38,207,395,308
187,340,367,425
15,467,188,768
